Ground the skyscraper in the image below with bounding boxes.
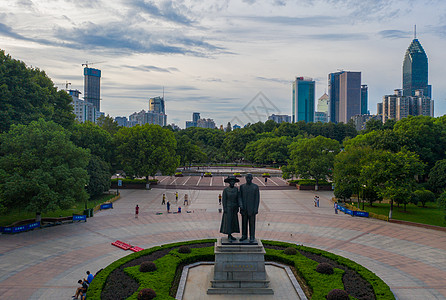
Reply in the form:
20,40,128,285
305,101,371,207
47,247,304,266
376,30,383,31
361,85,368,115
149,96,165,114
328,71,362,123
402,32,430,98
84,67,101,111
292,77,315,123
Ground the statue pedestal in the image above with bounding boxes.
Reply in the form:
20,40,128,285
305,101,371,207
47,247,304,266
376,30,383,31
207,238,274,295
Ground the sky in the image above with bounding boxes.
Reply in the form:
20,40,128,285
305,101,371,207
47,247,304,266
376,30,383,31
1,0,446,128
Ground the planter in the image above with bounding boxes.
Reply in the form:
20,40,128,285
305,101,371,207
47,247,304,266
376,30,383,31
204,174,212,177
174,174,183,177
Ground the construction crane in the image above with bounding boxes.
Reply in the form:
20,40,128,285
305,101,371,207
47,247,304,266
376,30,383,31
82,61,105,68
56,81,71,90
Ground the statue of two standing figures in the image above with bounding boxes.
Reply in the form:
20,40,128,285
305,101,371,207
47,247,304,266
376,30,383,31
220,174,259,243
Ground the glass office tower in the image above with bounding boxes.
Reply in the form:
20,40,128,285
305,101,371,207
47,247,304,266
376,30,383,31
84,67,101,111
292,77,315,123
402,38,429,98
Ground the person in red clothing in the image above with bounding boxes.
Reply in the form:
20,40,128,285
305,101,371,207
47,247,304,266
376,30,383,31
135,205,139,218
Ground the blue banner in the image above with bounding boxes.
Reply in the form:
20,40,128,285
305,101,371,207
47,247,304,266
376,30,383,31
73,215,87,221
353,211,369,218
101,203,113,210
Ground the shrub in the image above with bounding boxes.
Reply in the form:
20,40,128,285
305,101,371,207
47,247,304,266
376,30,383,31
178,245,191,254
139,261,157,272
137,288,156,300
283,247,297,255
316,262,334,275
326,289,349,300
262,172,270,177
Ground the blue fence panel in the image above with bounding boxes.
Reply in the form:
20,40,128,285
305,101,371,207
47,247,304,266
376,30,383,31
353,211,369,218
73,215,87,221
27,221,41,230
100,203,113,210
12,225,28,233
345,209,353,216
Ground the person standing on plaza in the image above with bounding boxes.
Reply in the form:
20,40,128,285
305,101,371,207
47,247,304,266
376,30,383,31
218,193,222,205
167,201,170,213
334,202,338,214
184,194,188,205
220,175,241,241
162,193,166,205
240,174,260,243
135,205,139,218
316,196,320,207
175,191,178,203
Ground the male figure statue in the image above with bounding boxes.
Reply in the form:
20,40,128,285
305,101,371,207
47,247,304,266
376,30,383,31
239,173,259,243
219,175,241,241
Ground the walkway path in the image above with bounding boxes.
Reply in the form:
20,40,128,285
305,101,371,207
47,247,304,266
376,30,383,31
0,188,445,299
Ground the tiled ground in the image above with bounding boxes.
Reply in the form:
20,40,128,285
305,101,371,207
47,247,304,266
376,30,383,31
0,188,445,299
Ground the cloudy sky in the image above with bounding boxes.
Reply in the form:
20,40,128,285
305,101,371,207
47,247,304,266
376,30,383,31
1,0,446,128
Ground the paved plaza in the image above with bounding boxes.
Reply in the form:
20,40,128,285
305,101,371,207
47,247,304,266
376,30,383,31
1,186,446,299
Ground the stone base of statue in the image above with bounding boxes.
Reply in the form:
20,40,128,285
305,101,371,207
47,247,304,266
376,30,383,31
207,238,274,295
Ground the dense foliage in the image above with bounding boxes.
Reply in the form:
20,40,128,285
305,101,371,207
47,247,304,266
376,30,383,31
0,119,90,215
0,50,74,133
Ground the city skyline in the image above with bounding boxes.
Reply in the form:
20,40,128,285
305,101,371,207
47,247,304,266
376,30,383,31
1,0,446,127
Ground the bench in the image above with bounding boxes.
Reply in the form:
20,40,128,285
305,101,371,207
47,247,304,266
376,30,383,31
111,240,132,250
130,246,144,252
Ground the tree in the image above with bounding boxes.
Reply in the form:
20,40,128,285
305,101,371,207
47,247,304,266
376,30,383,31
287,136,341,189
222,129,256,162
428,159,446,194
96,114,119,135
176,135,206,166
333,146,371,205
115,124,179,180
244,136,291,165
0,50,74,133
437,192,446,223
411,189,435,207
70,122,114,164
86,155,111,198
0,119,90,219
361,149,425,215
225,122,232,132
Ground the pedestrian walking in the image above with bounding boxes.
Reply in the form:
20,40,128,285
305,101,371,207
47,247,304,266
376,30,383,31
135,205,139,218
218,193,222,205
167,201,170,213
184,194,189,205
162,193,166,205
334,203,338,214
317,196,320,207
175,191,178,203
264,177,267,183
314,195,317,207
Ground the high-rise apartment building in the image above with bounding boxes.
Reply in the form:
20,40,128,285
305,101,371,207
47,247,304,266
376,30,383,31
83,67,101,111
268,114,291,123
402,34,431,98
292,77,315,123
69,89,101,123
379,89,433,122
328,71,362,123
317,93,329,113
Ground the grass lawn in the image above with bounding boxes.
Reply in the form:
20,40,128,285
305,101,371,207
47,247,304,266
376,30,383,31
357,201,445,227
0,193,117,227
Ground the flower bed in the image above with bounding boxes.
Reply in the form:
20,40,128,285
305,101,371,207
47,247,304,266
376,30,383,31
89,239,394,300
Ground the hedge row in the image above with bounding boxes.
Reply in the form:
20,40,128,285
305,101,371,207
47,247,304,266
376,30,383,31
288,179,332,186
111,178,158,184
262,240,395,300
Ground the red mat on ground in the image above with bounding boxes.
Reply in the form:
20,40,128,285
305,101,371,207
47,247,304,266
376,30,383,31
111,240,132,250
130,246,144,252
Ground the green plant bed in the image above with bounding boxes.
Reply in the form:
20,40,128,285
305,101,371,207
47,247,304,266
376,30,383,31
90,239,394,300
111,178,158,184
358,202,445,227
0,193,117,227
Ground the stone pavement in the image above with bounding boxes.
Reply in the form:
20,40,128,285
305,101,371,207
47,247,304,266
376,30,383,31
0,188,445,299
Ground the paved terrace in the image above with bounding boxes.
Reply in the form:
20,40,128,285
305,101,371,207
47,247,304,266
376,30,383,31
0,187,445,299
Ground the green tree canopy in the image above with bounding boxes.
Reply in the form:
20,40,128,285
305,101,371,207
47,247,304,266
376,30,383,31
0,50,74,133
96,114,119,135
176,135,206,166
244,136,291,165
428,159,446,194
285,136,341,187
0,119,90,215
86,155,111,197
116,124,179,180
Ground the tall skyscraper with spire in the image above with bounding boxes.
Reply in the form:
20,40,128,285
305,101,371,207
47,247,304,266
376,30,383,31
402,26,431,98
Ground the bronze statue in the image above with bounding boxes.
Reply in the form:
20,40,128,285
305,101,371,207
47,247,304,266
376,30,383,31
239,173,260,243
219,175,241,241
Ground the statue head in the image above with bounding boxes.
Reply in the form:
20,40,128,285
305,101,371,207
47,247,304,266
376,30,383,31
246,173,253,184
224,175,239,188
